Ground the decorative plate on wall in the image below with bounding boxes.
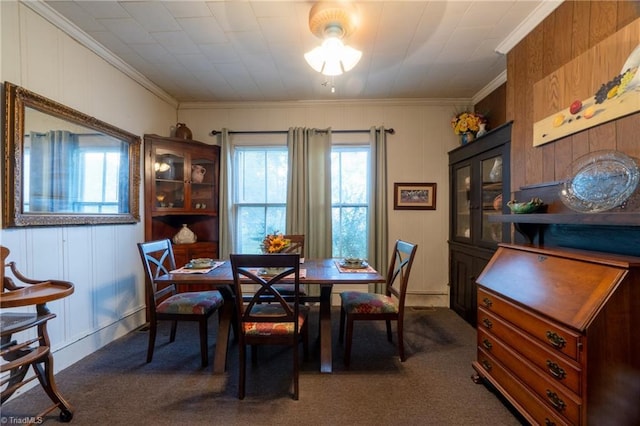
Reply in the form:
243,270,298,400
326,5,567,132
559,150,639,213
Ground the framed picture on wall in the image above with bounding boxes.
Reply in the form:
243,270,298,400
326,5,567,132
394,183,437,210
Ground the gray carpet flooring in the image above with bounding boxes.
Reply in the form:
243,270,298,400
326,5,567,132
2,307,526,425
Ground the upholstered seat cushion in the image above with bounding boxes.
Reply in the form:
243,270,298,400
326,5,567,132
340,291,398,314
157,290,223,315
243,305,310,335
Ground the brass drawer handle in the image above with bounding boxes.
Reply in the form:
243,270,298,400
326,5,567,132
544,419,556,426
545,331,567,349
546,360,566,380
546,390,566,412
481,359,492,371
482,318,493,329
482,297,492,308
482,339,493,350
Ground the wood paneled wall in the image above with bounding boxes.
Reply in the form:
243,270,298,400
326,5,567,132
475,83,507,131
506,1,639,193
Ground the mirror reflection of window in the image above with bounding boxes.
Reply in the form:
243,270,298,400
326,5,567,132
23,107,128,214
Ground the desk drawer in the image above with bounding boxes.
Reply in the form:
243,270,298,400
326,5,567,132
478,288,581,360
477,329,582,424
478,307,582,395
475,349,571,426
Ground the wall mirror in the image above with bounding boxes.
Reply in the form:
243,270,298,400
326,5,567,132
2,82,140,227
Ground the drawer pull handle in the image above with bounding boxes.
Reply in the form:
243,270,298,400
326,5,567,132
482,318,493,329
481,359,492,371
544,419,556,426
545,390,566,412
482,297,492,308
482,339,492,350
545,331,567,349
546,360,566,380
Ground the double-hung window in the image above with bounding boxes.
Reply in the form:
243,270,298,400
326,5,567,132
234,146,288,253
331,146,369,259
232,139,371,258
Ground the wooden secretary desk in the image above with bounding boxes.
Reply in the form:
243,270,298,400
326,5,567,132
472,243,640,425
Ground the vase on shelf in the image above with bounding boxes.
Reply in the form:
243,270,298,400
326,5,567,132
476,122,487,138
191,165,206,183
460,132,475,145
174,123,192,140
172,224,197,244
489,157,503,182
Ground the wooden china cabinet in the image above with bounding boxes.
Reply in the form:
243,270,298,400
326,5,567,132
448,122,511,326
143,134,220,267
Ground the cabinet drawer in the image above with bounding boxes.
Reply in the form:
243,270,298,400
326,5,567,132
475,349,571,426
477,329,582,424
478,288,582,360
478,308,582,395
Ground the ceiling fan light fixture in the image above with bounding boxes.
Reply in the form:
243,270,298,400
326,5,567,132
305,36,362,76
305,2,362,76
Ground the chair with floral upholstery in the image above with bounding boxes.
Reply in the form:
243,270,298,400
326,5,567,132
230,253,309,400
137,239,224,368
339,240,418,367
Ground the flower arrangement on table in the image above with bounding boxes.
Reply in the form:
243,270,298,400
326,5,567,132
260,232,291,253
451,112,485,136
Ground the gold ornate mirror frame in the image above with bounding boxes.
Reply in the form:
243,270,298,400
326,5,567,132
2,82,140,227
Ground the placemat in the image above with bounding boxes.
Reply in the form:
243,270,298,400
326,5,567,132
247,268,307,279
170,261,225,274
334,260,378,274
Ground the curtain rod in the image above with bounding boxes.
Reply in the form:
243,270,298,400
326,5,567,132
210,128,395,136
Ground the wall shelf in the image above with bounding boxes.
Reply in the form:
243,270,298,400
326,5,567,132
489,212,640,226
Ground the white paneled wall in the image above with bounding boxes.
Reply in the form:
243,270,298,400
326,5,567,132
0,2,175,397
180,99,468,307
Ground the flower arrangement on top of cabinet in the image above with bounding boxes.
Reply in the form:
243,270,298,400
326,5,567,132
260,232,291,253
451,112,485,136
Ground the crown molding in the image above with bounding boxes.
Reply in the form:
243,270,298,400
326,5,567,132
22,0,179,108
474,0,563,104
495,0,563,55
178,97,473,110
472,70,506,105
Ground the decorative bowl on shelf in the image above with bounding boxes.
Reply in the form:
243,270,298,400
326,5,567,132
559,150,639,213
507,198,547,214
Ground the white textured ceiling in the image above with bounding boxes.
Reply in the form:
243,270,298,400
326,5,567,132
38,1,562,104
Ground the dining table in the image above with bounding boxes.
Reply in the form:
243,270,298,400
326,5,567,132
154,258,385,374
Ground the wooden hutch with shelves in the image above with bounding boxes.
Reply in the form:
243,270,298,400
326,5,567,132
143,134,220,267
448,122,512,326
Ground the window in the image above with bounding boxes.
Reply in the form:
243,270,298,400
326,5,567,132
232,142,370,258
234,147,288,253
331,146,369,258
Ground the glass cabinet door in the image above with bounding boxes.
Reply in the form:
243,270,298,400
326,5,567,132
153,148,185,210
190,155,216,211
480,154,503,244
454,164,471,240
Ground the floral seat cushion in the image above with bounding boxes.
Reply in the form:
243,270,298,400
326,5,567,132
157,290,223,315
340,291,398,314
243,305,310,335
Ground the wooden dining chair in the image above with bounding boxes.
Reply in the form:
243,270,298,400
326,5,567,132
272,234,306,298
230,253,309,400
339,240,418,367
137,239,224,368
